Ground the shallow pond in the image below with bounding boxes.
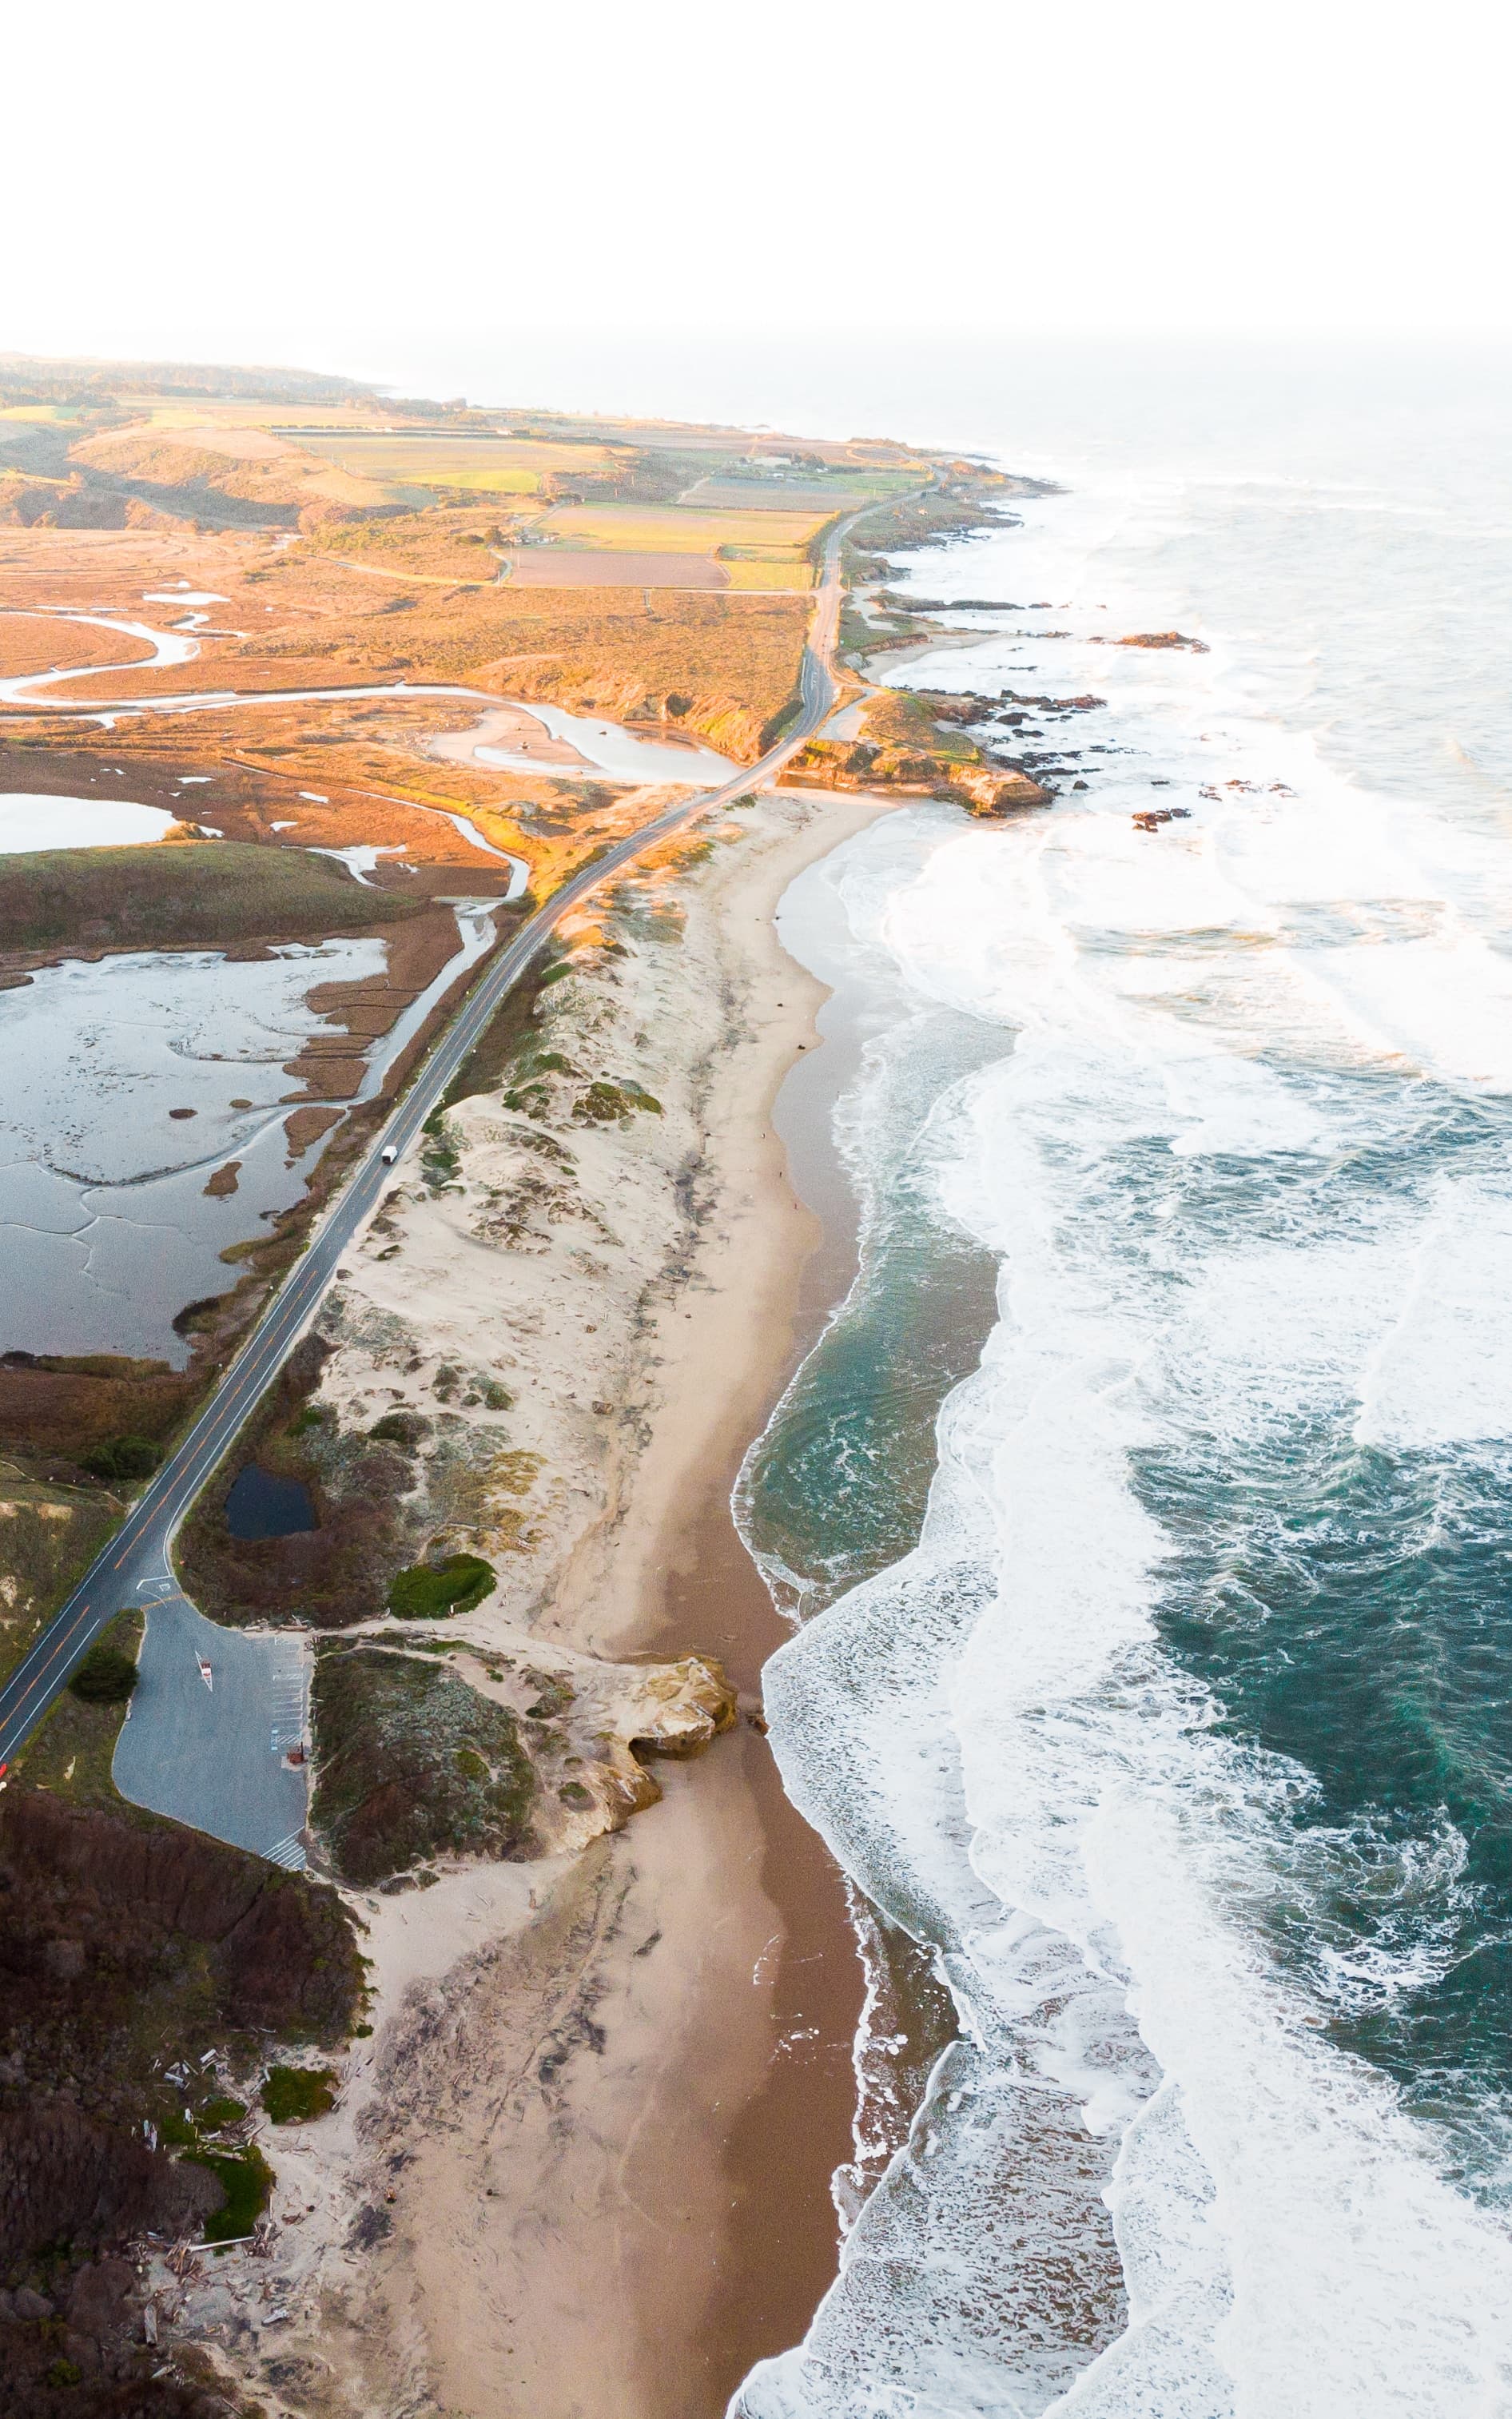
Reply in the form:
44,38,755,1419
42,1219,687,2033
0,794,178,850
224,1463,316,1539
479,701,737,784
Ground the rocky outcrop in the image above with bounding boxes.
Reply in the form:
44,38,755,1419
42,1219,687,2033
1100,631,1209,653
533,1652,739,1846
308,1636,741,1879
617,1653,738,1760
952,767,1053,815
780,686,1057,817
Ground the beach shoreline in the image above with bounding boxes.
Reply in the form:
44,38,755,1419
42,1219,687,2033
193,777,905,2419
529,774,909,2416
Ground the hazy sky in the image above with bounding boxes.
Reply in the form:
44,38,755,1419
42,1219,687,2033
9,0,1508,397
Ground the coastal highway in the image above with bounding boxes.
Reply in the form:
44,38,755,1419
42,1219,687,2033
0,508,866,1783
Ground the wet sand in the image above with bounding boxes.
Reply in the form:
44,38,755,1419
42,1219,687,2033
617,787,901,2407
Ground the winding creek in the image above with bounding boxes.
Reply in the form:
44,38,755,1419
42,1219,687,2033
0,606,739,786
0,602,730,1359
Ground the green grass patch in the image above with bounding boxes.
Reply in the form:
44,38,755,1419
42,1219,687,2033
571,1079,662,1125
198,2094,247,2131
189,2142,275,2244
261,2063,336,2125
420,1109,463,1191
18,1607,142,1804
0,839,425,957
758,692,806,750
387,1552,496,1618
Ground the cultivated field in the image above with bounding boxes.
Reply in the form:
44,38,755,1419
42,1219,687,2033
536,502,832,553
677,477,881,511
505,550,730,589
294,435,621,493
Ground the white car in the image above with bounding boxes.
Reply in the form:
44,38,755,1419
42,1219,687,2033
380,1144,398,1164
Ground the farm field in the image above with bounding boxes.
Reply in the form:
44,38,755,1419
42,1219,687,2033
125,400,419,432
677,476,892,511
504,549,730,589
295,434,621,493
535,501,833,552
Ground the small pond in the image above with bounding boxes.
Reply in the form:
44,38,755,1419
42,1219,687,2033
0,794,178,850
224,1464,317,1540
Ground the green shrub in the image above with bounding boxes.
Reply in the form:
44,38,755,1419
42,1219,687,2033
198,2095,247,2131
82,1434,161,1482
261,2064,337,2126
68,1643,138,1704
387,1553,496,1618
571,1079,662,1125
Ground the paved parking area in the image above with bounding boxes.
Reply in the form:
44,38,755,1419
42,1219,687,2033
113,1593,308,1867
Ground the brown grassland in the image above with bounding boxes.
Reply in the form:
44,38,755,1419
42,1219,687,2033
7,542,813,762
0,612,154,678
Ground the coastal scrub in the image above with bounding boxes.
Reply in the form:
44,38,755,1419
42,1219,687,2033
311,1645,535,1884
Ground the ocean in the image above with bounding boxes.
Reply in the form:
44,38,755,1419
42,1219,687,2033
730,344,1512,2416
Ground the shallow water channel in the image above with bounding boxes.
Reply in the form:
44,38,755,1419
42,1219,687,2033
0,902,495,1363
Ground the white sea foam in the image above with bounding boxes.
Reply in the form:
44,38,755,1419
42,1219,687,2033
735,436,1512,2417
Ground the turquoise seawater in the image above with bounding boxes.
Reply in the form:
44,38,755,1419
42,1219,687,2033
733,347,1512,2418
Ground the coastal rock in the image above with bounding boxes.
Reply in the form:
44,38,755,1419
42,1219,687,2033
1099,630,1209,653
619,1653,739,1760
955,768,1053,815
555,1653,741,1840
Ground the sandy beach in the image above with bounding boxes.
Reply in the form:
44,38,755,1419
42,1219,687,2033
178,777,901,2419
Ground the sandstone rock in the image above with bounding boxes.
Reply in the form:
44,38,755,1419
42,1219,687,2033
546,1653,741,1845
622,1654,739,1760
953,767,1052,815
1108,631,1209,653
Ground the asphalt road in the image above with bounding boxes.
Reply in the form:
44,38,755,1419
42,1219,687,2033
0,509,861,1792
